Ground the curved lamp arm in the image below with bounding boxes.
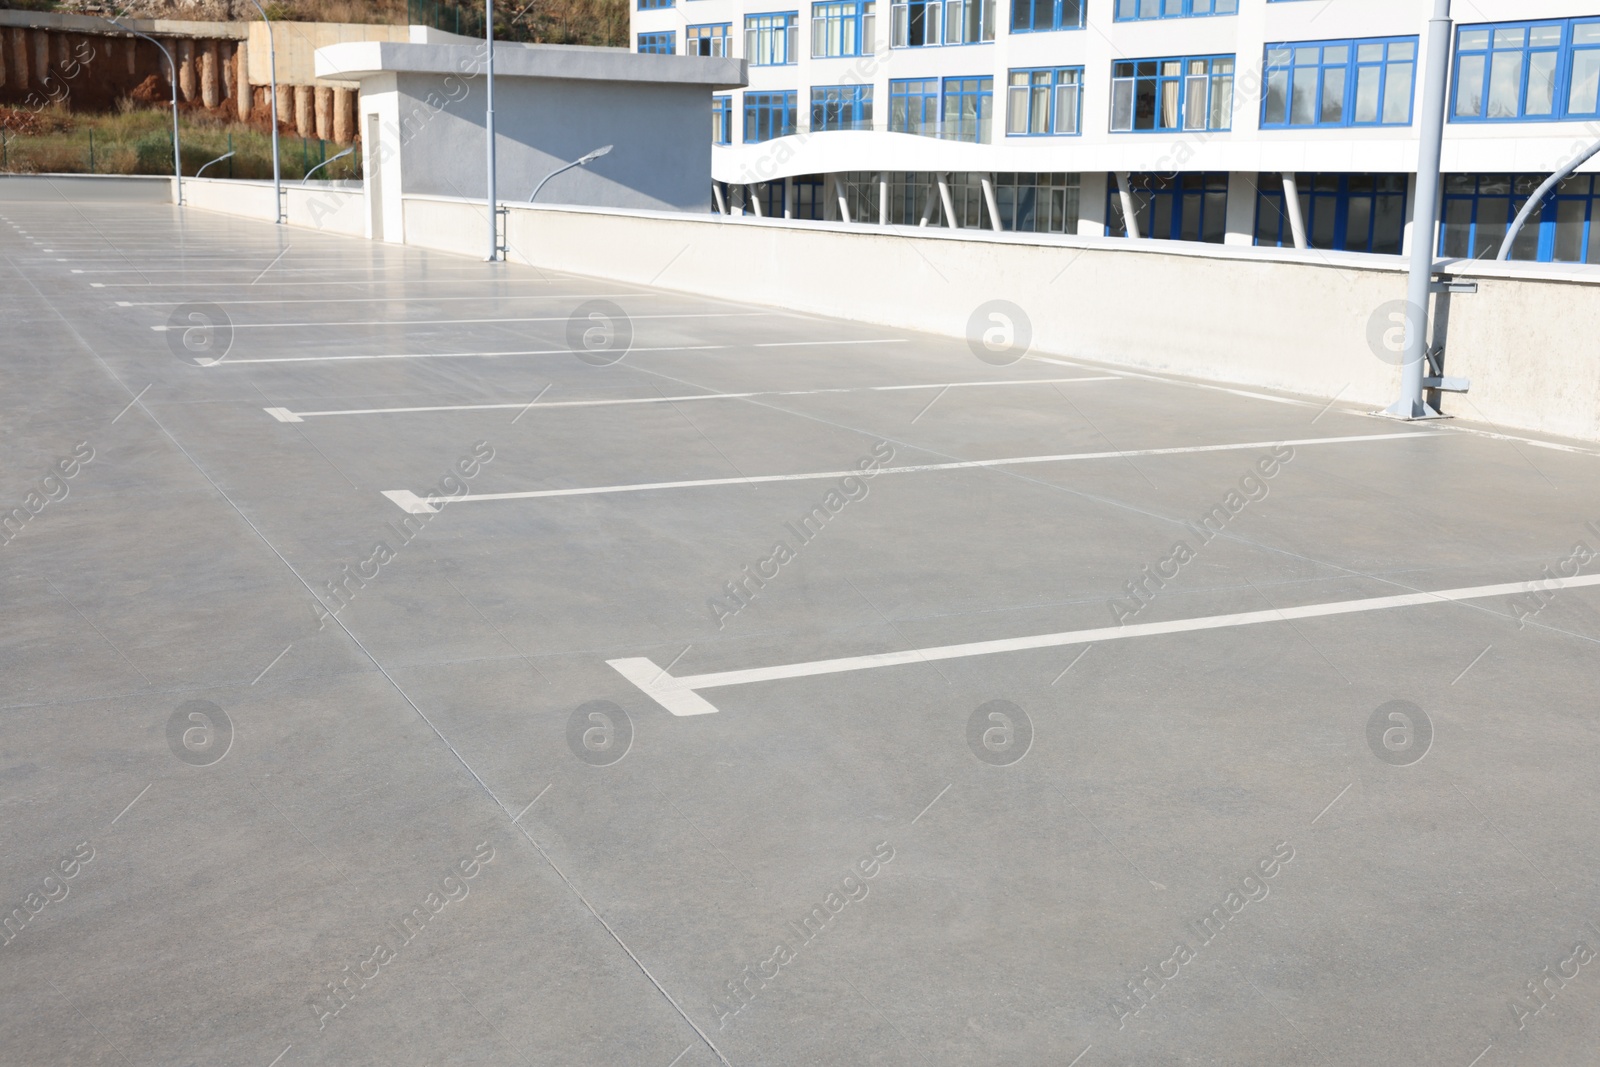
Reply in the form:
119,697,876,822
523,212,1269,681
528,145,612,203
106,19,181,205
303,145,356,183
1497,138,1600,261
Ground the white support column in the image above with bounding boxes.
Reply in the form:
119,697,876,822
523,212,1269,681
937,173,958,229
1282,174,1308,249
1115,171,1141,239
918,179,938,226
823,174,839,221
731,184,745,216
878,172,889,225
784,176,794,219
835,173,852,223
1222,171,1257,246
1077,172,1110,237
980,175,1002,233
748,184,764,217
712,183,727,215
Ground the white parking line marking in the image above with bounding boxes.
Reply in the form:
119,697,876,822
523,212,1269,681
150,311,770,331
611,572,1600,715
219,338,909,365
267,376,1119,420
381,431,1443,511
115,290,655,306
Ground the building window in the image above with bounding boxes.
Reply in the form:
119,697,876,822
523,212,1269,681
1007,67,1082,135
1011,0,1081,33
1115,0,1235,21
746,12,799,65
687,23,732,56
1452,19,1600,122
942,76,994,142
811,85,874,130
1441,174,1600,263
1108,172,1229,242
1111,56,1235,132
637,0,673,8
1254,173,1408,254
891,0,995,47
1263,38,1416,128
637,31,676,53
812,1,875,57
713,96,732,144
744,90,798,142
993,172,1080,232
889,78,940,135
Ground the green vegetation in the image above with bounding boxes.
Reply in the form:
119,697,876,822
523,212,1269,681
0,106,361,180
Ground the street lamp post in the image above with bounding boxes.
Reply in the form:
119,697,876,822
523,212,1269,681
245,0,284,223
1385,0,1453,420
485,0,498,261
528,145,613,202
107,20,181,206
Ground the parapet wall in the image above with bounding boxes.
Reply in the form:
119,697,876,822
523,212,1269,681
8,173,1597,446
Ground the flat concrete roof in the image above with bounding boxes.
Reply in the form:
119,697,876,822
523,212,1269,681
3,191,1599,1067
316,40,748,89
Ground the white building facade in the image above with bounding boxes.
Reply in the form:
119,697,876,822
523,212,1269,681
632,0,1600,262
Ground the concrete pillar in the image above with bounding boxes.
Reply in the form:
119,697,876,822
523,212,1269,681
1115,171,1141,239
1077,172,1110,237
33,29,49,90
937,173,957,229
783,176,794,219
10,30,27,91
1223,170,1258,247
200,41,219,109
822,175,838,221
747,184,764,217
980,175,1002,232
125,36,137,77
332,86,355,144
235,43,251,121
712,183,727,214
220,41,233,102
294,84,313,137
314,85,333,140
1281,174,1308,249
177,39,195,101
54,31,69,74
274,83,293,129
878,172,889,225
834,174,852,223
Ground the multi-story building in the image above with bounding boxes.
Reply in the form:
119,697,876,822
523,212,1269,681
632,0,1600,263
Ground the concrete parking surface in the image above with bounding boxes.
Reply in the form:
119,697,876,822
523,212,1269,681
3,193,1599,1067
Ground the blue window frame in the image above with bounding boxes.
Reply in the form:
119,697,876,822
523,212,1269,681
637,31,676,53
1254,173,1409,254
1108,172,1229,242
1011,0,1081,34
1452,19,1600,122
1262,37,1416,128
746,12,799,65
942,76,993,142
744,90,797,142
811,1,875,57
811,85,873,130
687,23,731,56
712,96,732,144
1441,174,1600,263
1115,0,1235,21
889,78,940,135
891,0,995,47
1111,55,1234,132
637,0,673,8
1006,67,1081,135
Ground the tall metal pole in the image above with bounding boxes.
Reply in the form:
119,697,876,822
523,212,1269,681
246,0,283,223
485,0,498,261
108,22,181,206
1386,0,1452,420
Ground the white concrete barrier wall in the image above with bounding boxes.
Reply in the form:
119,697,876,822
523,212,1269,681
181,178,367,236
405,196,1600,444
